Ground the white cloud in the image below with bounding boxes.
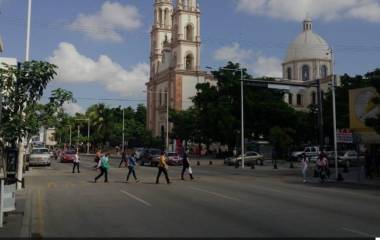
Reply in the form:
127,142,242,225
214,43,253,63
69,1,142,42
63,102,84,116
49,42,149,97
213,43,282,78
236,0,380,22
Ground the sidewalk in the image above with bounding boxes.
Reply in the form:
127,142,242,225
0,188,31,238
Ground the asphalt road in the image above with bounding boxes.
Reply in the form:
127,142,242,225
24,155,380,238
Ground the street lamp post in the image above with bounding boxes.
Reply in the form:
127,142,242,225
330,47,340,181
122,108,125,154
207,67,245,168
68,125,72,147
77,125,80,149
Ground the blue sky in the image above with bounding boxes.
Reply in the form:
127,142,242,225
0,0,379,113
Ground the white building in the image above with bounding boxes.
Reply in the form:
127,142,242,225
147,0,213,139
279,18,336,111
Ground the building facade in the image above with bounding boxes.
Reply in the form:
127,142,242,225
147,0,212,142
280,18,336,111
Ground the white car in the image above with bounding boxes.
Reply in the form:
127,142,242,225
29,148,51,166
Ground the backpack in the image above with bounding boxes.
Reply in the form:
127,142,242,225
101,157,110,169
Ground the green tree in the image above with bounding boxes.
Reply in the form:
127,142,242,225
0,61,57,145
269,127,295,159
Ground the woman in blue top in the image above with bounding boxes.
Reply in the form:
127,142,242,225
126,153,139,183
95,153,110,183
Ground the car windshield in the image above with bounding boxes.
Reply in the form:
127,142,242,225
65,150,76,154
293,147,305,151
167,153,177,156
338,151,346,156
150,149,161,155
31,149,49,154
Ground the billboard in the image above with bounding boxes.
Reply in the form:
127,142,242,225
349,87,380,132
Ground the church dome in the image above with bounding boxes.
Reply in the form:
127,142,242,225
285,18,331,63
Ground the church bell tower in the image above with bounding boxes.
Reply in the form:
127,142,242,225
150,0,173,77
171,0,201,71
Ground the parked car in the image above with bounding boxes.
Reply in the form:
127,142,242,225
224,151,264,166
290,146,306,161
60,149,77,163
140,148,161,166
166,152,183,166
29,148,51,166
134,148,145,160
291,146,321,162
335,150,364,167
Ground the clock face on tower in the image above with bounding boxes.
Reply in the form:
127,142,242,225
354,89,379,123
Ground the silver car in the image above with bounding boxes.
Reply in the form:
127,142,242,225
224,151,264,166
337,151,364,167
29,148,51,166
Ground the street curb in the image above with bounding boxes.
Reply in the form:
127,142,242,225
19,189,31,238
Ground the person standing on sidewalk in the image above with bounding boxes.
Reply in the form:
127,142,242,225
72,149,80,173
93,150,101,169
300,153,309,183
156,151,171,184
119,149,128,168
95,153,110,183
126,153,140,183
181,150,194,180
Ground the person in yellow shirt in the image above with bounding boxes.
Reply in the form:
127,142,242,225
156,151,171,184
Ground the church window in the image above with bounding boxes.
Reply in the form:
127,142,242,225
164,90,168,107
287,67,292,80
288,93,293,105
159,9,163,26
185,54,194,70
320,65,328,79
297,94,302,106
302,65,310,81
159,91,162,106
164,8,170,27
312,92,316,105
186,24,194,41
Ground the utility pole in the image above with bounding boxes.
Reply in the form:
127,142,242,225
166,92,169,152
16,0,32,189
240,68,245,169
316,79,324,146
69,125,72,147
77,125,80,149
122,108,125,153
87,119,90,154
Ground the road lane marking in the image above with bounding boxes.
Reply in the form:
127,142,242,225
247,184,315,200
341,227,375,237
190,187,241,202
120,190,152,207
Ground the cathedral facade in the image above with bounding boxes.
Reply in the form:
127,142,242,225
146,0,212,142
280,18,336,111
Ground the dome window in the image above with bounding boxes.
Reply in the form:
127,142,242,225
287,67,292,80
312,92,316,105
297,94,302,106
302,65,310,81
288,93,293,105
320,65,328,79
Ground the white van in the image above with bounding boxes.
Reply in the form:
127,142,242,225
303,146,320,161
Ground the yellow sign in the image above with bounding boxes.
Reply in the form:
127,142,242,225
349,87,379,132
